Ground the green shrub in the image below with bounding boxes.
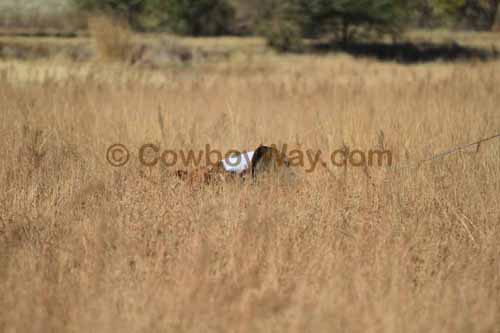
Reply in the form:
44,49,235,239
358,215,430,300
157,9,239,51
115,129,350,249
163,0,235,36
73,0,148,29
264,20,304,53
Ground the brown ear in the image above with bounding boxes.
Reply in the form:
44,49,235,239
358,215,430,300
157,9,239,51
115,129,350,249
251,145,288,177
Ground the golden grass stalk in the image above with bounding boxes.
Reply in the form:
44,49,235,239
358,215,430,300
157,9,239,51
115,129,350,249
88,15,133,63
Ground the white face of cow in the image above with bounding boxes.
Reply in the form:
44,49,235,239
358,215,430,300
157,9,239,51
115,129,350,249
221,151,255,174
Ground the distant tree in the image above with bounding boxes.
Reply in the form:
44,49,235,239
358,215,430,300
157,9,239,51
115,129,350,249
463,0,500,30
427,0,500,29
73,0,147,28
256,0,304,51
73,0,236,34
163,0,235,36
231,0,286,34
262,0,407,50
299,0,406,44
493,0,500,29
405,0,440,27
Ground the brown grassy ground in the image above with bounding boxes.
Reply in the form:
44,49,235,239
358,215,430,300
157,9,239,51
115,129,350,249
1,33,500,332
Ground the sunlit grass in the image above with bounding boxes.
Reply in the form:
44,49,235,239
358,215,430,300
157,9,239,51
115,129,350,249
1,31,500,332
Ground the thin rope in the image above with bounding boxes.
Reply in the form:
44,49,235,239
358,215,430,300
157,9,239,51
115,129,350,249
395,131,500,171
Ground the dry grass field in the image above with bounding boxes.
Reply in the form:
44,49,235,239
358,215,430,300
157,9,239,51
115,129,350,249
1,29,500,332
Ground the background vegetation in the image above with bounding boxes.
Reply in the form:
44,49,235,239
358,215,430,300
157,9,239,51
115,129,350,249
1,0,500,47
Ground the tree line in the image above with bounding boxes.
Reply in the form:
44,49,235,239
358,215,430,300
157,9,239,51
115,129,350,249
74,0,500,49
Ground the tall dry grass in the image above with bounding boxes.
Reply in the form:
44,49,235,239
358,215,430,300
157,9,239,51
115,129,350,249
88,15,133,63
0,53,499,332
